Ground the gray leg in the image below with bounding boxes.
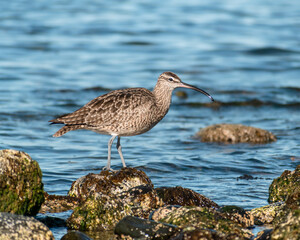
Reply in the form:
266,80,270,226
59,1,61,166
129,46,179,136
103,135,117,171
116,136,126,168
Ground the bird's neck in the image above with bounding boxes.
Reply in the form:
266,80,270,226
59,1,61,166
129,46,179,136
153,82,173,117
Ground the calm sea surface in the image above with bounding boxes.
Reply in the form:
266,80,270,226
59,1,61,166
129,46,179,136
0,0,299,238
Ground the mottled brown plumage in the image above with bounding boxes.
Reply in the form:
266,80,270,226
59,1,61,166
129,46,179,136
50,72,214,170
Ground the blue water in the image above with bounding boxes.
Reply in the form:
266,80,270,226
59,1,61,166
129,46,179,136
1,0,299,238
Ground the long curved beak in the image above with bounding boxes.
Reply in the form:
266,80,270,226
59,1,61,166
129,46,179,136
179,82,214,101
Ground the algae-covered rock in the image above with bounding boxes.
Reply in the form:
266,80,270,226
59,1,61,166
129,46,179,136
268,165,300,203
177,228,228,240
156,206,253,239
115,216,178,239
271,209,300,240
0,149,44,216
67,194,132,231
0,212,54,240
156,186,219,208
251,202,285,224
67,168,162,231
68,167,152,199
196,124,276,144
219,205,254,227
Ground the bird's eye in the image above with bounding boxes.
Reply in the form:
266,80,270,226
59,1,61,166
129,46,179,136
168,77,174,82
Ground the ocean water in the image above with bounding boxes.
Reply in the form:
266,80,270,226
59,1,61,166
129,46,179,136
0,0,299,238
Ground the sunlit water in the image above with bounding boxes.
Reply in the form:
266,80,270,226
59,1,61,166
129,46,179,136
1,0,299,238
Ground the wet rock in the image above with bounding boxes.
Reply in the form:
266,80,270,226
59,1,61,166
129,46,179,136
175,228,228,240
39,192,80,213
67,168,162,231
195,124,276,144
0,149,44,215
61,230,92,240
156,186,219,208
68,167,152,199
151,205,180,222
253,229,272,240
271,210,300,240
0,212,54,240
268,165,300,203
250,202,285,224
115,216,178,239
219,205,254,227
155,206,253,239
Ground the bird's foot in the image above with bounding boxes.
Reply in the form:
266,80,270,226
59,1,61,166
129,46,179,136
102,166,115,172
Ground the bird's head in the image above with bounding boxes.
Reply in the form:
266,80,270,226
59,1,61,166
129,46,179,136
158,72,214,101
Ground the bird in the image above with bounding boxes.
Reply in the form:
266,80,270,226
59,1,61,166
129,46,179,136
49,72,214,171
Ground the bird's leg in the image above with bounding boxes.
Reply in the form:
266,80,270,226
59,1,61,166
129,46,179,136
116,136,126,168
103,135,117,171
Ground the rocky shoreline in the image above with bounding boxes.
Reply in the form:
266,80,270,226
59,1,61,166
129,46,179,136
0,124,299,240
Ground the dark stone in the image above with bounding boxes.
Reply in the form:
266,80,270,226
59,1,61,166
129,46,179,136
115,216,178,239
36,215,66,228
0,149,44,216
156,186,219,208
0,212,54,240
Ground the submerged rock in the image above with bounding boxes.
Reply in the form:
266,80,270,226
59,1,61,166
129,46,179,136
0,149,44,216
0,212,54,240
115,216,178,239
67,168,162,231
196,124,276,144
268,165,300,203
156,186,219,208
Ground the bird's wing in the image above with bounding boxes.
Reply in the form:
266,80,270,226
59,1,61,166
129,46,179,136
50,88,156,127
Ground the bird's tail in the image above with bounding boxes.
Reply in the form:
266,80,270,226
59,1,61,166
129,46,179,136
52,125,83,137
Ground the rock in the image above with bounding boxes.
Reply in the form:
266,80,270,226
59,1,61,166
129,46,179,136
250,202,285,224
195,124,276,144
253,229,272,240
115,216,178,239
175,228,228,240
0,149,44,216
68,167,152,199
151,206,180,222
39,192,80,213
155,206,253,239
271,210,300,240
61,230,92,240
219,205,254,227
156,186,219,208
0,212,54,240
67,168,162,231
268,165,300,203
